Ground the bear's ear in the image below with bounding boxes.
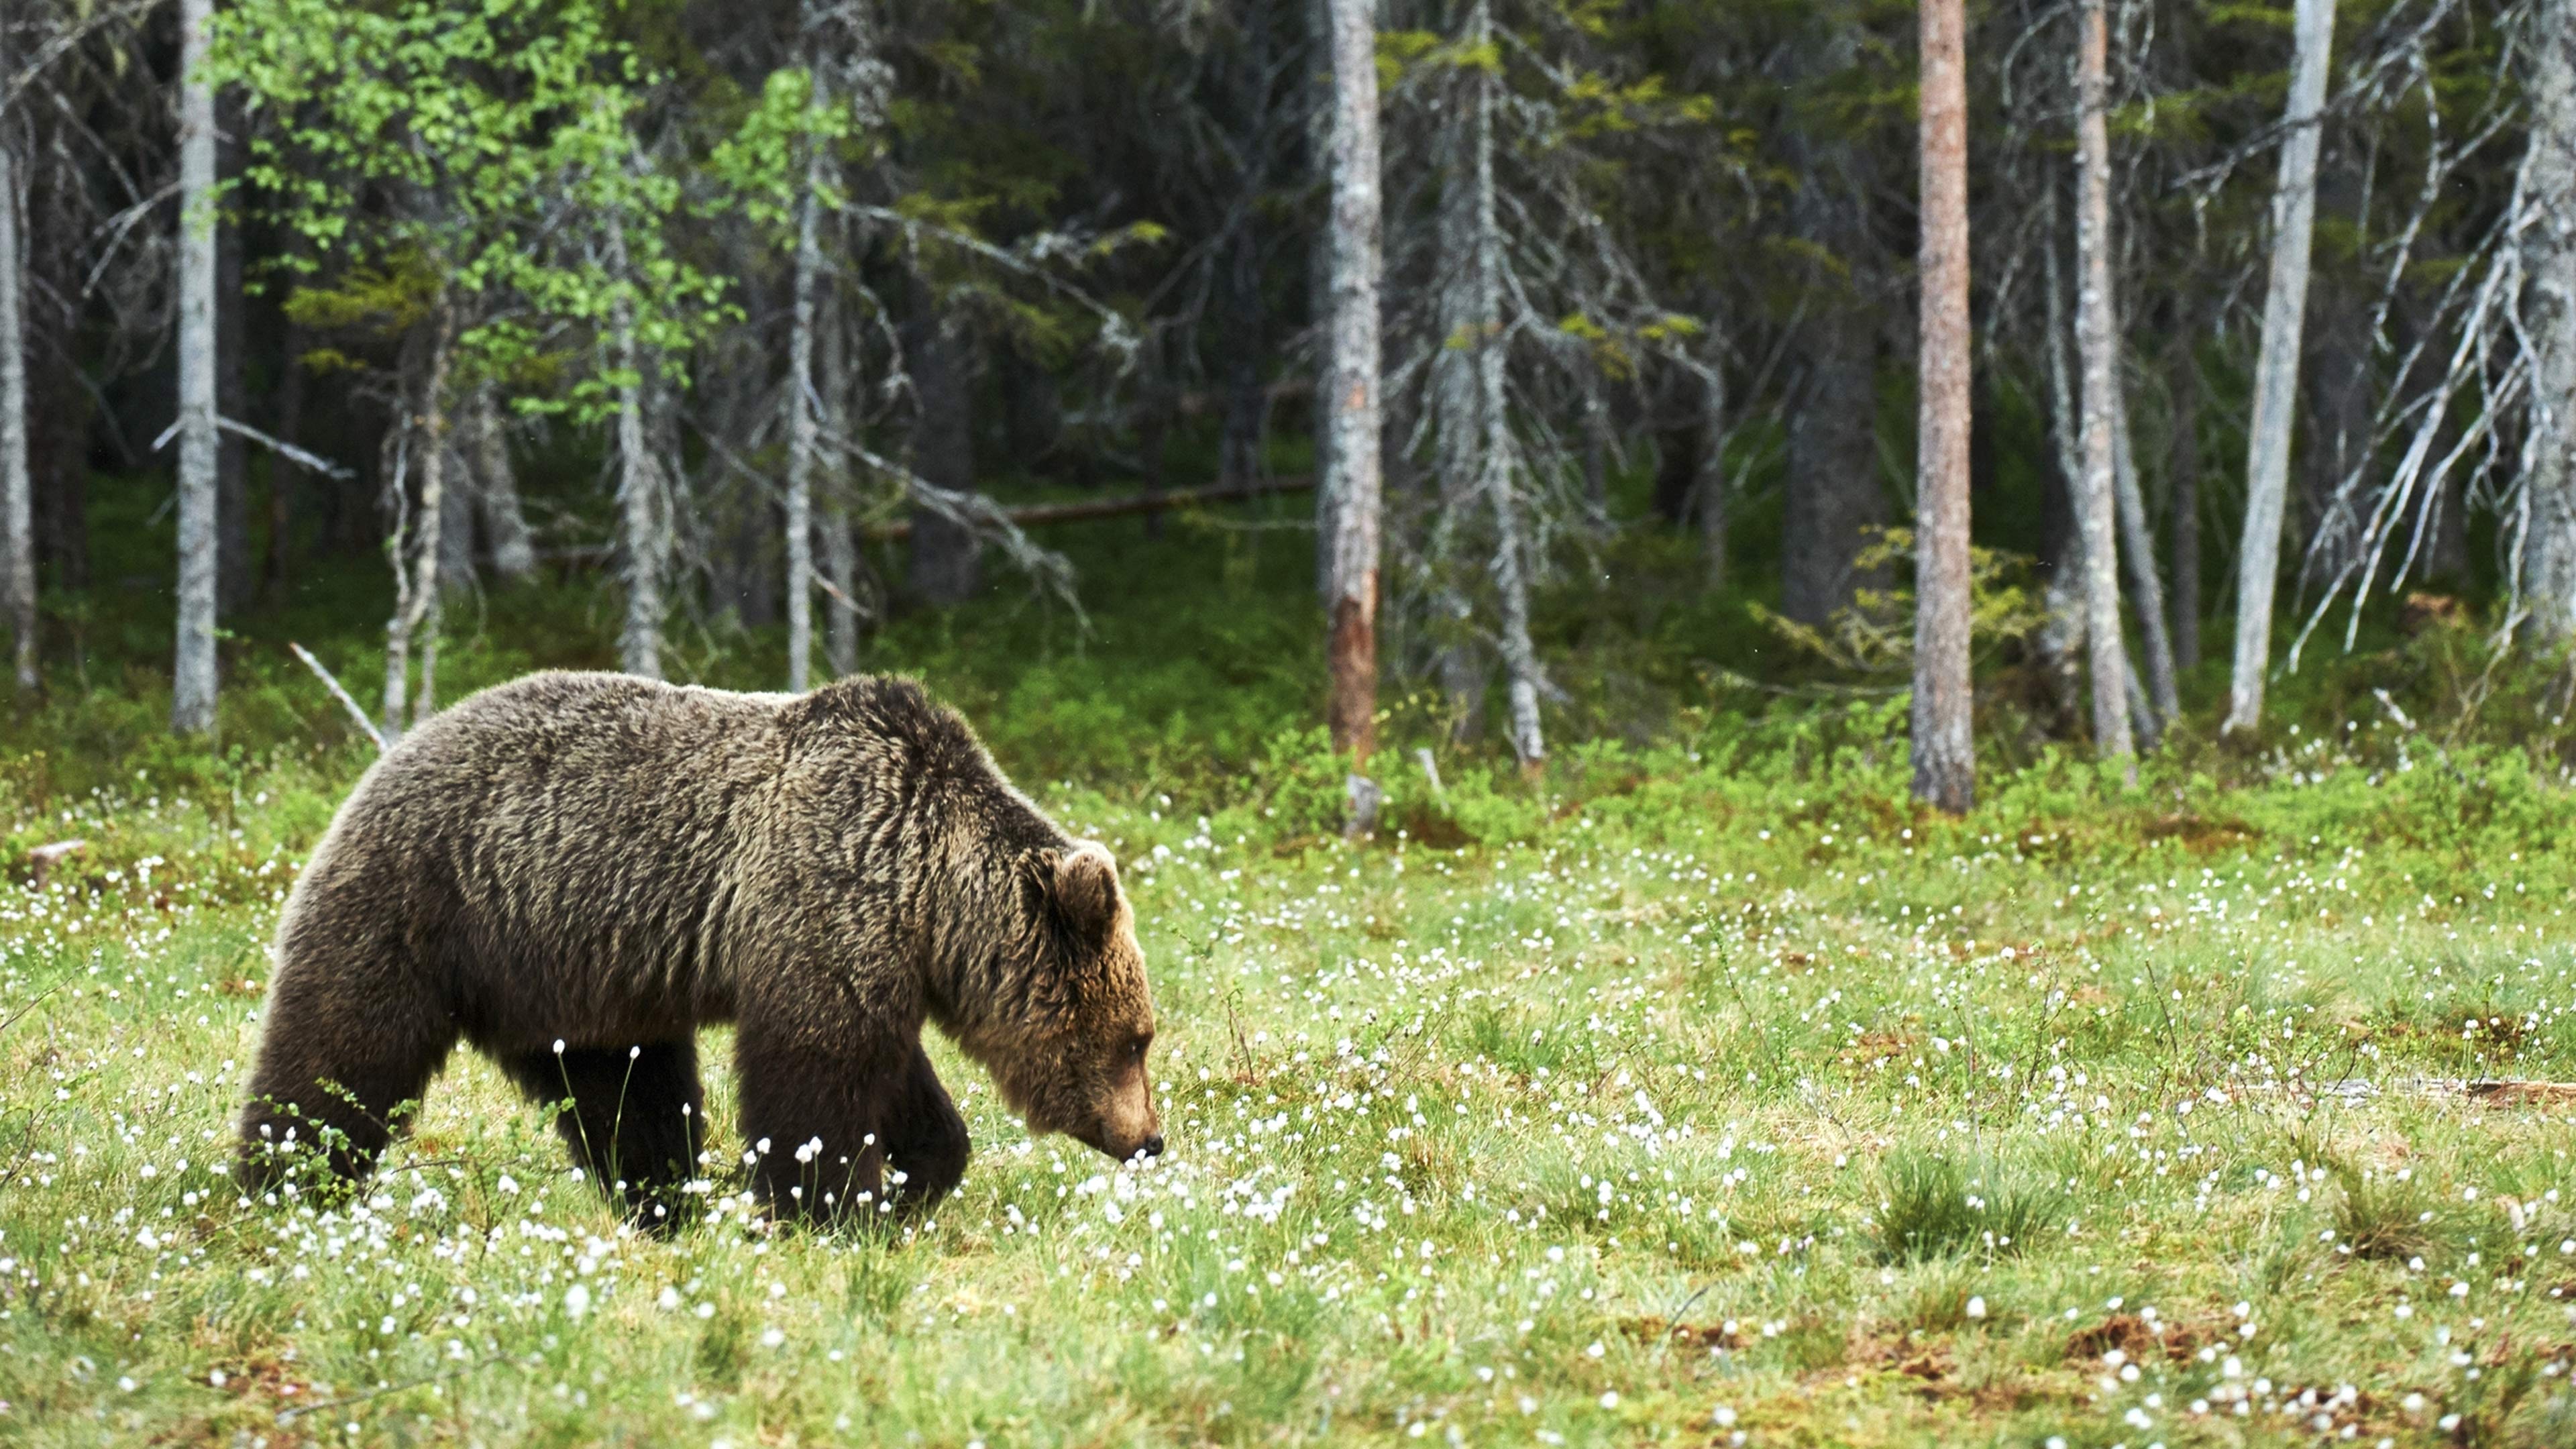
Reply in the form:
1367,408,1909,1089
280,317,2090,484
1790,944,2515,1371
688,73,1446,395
1046,842,1122,944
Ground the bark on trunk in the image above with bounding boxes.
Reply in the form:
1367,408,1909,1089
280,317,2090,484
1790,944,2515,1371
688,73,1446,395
172,0,221,735
612,209,664,680
1782,284,1884,623
2112,376,2180,723
2037,182,2089,723
1699,426,1729,588
471,388,536,581
2167,335,2202,669
1782,32,1886,628
2075,0,2135,771
1911,0,1975,814
1466,5,1544,775
1322,0,1383,767
26,144,83,601
820,286,863,677
2224,0,2334,731
437,436,476,595
382,304,452,738
2299,270,2371,593
786,142,824,691
0,30,33,694
216,97,251,620
2520,0,2576,639
1217,213,1268,492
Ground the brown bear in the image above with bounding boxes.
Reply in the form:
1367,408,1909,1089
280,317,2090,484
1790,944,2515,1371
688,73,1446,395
235,670,1161,1226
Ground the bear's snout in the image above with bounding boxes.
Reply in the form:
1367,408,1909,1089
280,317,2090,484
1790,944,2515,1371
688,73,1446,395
1139,1133,1165,1159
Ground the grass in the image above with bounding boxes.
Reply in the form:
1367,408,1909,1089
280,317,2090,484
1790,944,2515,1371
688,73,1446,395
5,687,2576,1448
4,480,2576,1444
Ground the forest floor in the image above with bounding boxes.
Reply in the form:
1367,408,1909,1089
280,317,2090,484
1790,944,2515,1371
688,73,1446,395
5,693,2576,1448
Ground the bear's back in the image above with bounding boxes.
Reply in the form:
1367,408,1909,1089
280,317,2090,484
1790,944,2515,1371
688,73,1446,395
294,674,789,1020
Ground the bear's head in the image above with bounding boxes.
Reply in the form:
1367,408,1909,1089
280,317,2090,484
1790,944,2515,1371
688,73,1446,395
981,841,1162,1163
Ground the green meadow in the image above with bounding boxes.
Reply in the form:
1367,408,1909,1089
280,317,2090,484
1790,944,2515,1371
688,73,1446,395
4,531,2575,1446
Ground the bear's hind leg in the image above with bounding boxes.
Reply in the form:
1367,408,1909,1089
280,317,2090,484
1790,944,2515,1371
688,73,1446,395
732,1015,913,1226
879,1046,971,1214
502,1040,706,1230
237,955,455,1194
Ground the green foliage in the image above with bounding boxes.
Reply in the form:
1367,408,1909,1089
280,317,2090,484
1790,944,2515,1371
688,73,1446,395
1747,527,2047,677
210,0,726,419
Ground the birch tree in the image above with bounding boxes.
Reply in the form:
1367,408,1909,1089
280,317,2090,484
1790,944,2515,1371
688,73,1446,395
172,0,220,735
2112,379,2178,724
1911,0,1973,814
607,206,665,680
1322,0,1383,773
216,0,718,731
2522,0,2576,640
784,64,826,694
2074,0,2133,771
0,5,30,692
2222,0,2334,733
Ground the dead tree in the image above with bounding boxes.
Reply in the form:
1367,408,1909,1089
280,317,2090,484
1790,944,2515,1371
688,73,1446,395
1911,0,1974,814
172,0,220,735
1321,0,1383,774
2223,0,2334,733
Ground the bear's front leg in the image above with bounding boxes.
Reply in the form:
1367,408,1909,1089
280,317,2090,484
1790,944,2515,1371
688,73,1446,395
733,1002,910,1226
877,1044,971,1213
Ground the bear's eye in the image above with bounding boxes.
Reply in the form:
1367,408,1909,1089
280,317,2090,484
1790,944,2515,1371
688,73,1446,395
1130,1034,1152,1061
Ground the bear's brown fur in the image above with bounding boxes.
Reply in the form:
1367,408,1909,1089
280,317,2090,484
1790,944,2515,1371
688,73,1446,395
236,671,1160,1226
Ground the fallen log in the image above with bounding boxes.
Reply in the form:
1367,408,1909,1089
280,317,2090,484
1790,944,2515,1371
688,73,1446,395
861,475,1315,540
538,475,1318,568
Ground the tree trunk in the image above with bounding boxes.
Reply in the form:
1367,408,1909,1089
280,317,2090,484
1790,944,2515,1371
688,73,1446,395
2036,189,2089,726
2299,270,2371,594
820,284,863,678
786,142,824,692
25,137,84,602
1652,366,1730,586
1459,1,1544,775
1781,32,1886,628
2167,333,2202,669
172,0,221,736
612,209,664,680
1322,0,1383,768
382,305,452,738
471,388,536,581
2520,0,2576,639
1219,294,1267,492
1783,307,1883,625
2075,0,2135,772
1698,420,1729,588
1911,0,1974,814
2112,373,2180,723
903,288,981,606
2224,0,2334,732
437,435,476,595
264,324,308,596
216,97,252,620
0,27,33,694
1650,390,1697,525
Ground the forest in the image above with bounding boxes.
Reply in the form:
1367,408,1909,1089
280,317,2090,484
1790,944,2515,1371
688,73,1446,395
0,0,2563,781
7,1,2576,1446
